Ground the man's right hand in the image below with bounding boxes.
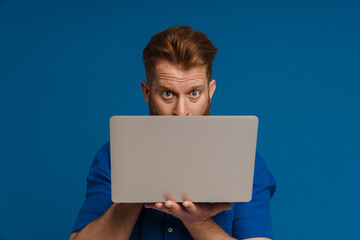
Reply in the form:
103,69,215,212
69,203,143,240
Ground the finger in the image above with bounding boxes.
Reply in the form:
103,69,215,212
164,194,176,202
210,203,233,214
165,200,184,214
144,202,164,209
182,201,198,213
182,194,192,202
216,203,233,210
155,202,164,208
145,202,172,214
144,203,154,208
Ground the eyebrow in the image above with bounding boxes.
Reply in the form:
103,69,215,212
158,84,175,92
158,84,204,92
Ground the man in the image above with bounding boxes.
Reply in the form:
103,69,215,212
70,25,276,240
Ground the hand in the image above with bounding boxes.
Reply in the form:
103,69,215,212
144,199,232,226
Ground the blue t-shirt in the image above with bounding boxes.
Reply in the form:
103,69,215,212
72,142,276,239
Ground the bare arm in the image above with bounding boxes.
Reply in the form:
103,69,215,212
69,203,143,240
183,218,236,240
183,219,272,240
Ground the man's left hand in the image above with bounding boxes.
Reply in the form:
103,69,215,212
144,200,232,226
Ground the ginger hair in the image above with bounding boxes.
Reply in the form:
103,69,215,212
142,25,217,85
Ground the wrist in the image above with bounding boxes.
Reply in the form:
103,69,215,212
111,203,143,222
182,218,212,229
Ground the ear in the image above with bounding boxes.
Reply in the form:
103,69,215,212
209,79,216,101
141,81,150,104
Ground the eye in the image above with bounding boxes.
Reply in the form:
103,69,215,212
162,90,173,99
190,90,200,98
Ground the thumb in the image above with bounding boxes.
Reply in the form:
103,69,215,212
212,203,233,213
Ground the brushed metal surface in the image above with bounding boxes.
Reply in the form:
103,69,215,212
110,116,258,203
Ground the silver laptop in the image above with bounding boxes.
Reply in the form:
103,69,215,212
110,116,258,203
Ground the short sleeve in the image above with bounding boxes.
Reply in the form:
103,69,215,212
232,152,277,239
71,142,113,232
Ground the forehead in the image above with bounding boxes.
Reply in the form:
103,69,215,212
152,60,207,87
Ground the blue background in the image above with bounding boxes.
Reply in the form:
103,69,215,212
1,1,359,239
